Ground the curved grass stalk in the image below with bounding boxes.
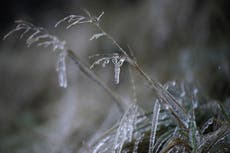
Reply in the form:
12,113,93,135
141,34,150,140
148,99,161,153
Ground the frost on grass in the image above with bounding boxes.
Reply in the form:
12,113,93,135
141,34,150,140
148,99,160,153
4,20,68,88
4,20,66,51
113,104,139,153
90,104,145,153
90,32,106,40
198,124,230,152
160,89,189,128
89,53,126,84
91,132,116,153
55,10,104,29
159,81,200,129
132,133,145,153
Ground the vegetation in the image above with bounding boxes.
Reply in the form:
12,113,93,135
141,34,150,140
3,9,230,153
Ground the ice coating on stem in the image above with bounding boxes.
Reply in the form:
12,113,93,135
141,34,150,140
148,99,161,153
113,104,139,153
160,90,189,128
132,134,145,153
92,134,115,153
56,51,68,88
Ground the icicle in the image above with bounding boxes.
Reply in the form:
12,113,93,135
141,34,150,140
56,50,67,88
148,99,161,153
114,63,121,84
113,104,139,153
112,56,125,84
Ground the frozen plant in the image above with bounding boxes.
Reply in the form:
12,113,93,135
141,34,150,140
89,53,126,84
113,104,139,153
3,20,68,88
3,10,230,153
148,99,160,153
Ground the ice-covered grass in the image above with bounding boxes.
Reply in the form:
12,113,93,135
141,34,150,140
3,10,230,153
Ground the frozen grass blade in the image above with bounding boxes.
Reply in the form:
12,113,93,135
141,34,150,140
201,118,214,134
148,99,161,153
153,129,174,153
160,137,191,153
197,124,230,153
218,102,230,125
92,133,116,153
113,104,139,153
158,89,189,129
132,133,145,153
189,118,200,153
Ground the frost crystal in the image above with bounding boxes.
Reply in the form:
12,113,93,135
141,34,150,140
56,51,68,88
4,20,66,52
148,99,161,153
113,104,139,153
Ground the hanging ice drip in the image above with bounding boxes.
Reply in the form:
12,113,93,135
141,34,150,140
112,54,125,84
90,53,126,84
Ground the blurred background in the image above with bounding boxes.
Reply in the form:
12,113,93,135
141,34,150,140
0,0,230,152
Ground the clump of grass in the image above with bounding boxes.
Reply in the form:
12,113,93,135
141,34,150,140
4,10,230,153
